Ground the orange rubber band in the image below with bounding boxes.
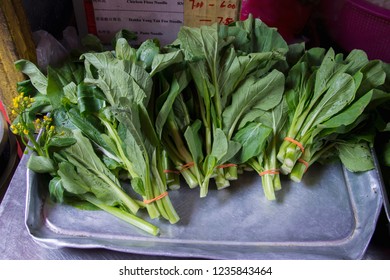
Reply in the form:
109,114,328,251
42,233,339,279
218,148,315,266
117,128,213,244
216,163,237,169
180,162,194,171
164,162,195,175
298,158,309,172
143,192,168,204
284,137,305,154
259,169,280,176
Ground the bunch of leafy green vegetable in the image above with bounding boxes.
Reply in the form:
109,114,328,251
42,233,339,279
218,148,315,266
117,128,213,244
11,76,159,235
162,15,289,197
276,46,389,183
12,34,187,234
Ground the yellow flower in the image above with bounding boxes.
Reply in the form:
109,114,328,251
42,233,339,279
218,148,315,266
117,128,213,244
43,115,52,122
10,125,18,134
23,129,29,135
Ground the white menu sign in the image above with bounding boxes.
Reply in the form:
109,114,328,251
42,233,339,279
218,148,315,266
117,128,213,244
78,0,184,46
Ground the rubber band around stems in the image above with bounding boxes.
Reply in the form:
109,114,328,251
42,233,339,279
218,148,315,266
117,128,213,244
297,158,309,173
163,162,195,174
284,137,305,154
143,192,169,204
216,163,237,169
259,169,280,176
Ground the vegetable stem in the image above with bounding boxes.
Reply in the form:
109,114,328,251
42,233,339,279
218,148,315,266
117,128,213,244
85,194,159,236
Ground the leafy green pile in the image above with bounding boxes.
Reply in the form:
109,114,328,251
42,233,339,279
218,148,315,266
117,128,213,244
278,47,389,182
11,15,389,235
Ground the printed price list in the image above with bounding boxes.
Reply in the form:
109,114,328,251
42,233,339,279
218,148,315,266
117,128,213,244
90,0,184,45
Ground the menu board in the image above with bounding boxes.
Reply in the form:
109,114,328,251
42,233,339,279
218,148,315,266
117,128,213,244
74,0,184,46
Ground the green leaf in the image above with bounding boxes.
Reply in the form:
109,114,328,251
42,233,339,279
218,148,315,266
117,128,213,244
81,52,116,72
46,67,65,109
48,137,77,148
62,130,120,186
202,155,218,176
15,60,48,94
57,162,90,195
63,82,78,103
83,55,153,106
48,177,65,203
155,70,190,137
184,119,204,163
136,39,160,70
131,177,145,197
229,14,288,55
150,50,183,76
27,155,56,173
76,83,106,114
233,122,273,163
81,34,105,52
336,142,374,172
222,69,285,138
320,90,373,130
115,38,137,61
356,60,386,98
301,73,356,135
59,130,139,213
112,29,137,49
219,140,242,164
211,128,228,162
67,108,117,157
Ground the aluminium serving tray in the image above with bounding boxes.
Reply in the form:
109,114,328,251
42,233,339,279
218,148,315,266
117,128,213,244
25,159,383,260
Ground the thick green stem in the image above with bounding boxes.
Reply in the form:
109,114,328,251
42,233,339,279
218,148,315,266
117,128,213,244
151,151,180,224
248,158,278,201
277,105,311,162
280,133,311,174
200,175,211,198
85,194,159,236
224,166,238,181
215,168,230,190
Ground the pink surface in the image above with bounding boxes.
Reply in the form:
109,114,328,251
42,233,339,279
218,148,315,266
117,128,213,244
240,0,313,43
321,0,390,62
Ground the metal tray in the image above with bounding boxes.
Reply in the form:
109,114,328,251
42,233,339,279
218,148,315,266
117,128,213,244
25,159,383,259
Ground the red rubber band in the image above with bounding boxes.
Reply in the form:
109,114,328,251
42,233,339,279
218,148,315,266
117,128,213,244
259,169,280,176
143,192,168,204
284,137,305,154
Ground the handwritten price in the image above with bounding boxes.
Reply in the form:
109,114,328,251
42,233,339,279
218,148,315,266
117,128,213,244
218,16,234,25
220,1,236,9
189,0,237,10
189,0,204,9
